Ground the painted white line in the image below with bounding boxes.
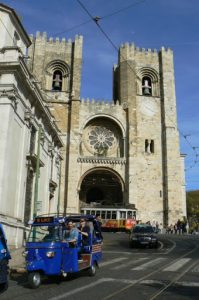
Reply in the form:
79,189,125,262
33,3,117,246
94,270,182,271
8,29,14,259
48,278,137,300
100,257,128,267
141,279,164,286
131,258,166,271
111,257,148,270
163,258,191,272
158,241,164,250
103,251,132,255
191,264,199,272
163,238,176,254
175,281,199,287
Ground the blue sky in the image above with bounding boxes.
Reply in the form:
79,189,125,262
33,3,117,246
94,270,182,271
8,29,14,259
3,0,199,191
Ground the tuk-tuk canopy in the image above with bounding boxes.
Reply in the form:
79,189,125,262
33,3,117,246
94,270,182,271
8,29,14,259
31,214,96,226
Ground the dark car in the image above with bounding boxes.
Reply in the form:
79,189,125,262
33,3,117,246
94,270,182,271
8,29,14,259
129,224,158,248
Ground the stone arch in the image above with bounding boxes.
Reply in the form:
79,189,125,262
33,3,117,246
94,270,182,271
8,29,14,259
45,60,70,92
80,114,126,138
136,67,159,97
78,167,125,206
79,115,125,158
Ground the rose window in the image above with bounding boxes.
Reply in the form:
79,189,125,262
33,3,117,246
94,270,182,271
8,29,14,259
88,127,115,151
81,118,123,157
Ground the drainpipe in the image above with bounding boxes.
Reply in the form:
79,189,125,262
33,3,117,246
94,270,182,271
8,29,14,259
57,160,61,216
33,126,42,219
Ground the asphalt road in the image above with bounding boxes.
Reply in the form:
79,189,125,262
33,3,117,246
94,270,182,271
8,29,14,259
1,233,199,300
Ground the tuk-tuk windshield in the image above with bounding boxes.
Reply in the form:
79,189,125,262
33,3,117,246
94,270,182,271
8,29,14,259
28,225,61,242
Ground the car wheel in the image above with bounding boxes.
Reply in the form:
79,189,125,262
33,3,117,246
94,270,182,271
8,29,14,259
28,272,41,289
88,265,96,276
129,241,134,248
0,259,8,293
0,282,8,293
154,242,158,249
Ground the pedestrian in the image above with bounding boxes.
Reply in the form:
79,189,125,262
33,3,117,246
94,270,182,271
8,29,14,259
155,222,159,233
177,219,181,234
174,223,177,234
94,214,103,240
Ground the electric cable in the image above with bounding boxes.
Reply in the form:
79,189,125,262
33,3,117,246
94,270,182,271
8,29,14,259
50,0,146,37
76,0,199,173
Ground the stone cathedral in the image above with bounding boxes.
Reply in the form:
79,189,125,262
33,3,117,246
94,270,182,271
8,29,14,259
27,31,186,226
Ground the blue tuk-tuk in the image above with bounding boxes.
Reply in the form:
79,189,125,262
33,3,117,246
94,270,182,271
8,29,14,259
0,223,11,292
25,214,103,288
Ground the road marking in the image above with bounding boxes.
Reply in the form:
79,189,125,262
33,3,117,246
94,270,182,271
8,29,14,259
163,238,176,254
191,264,199,272
131,258,166,270
103,251,132,255
100,257,127,267
48,278,137,300
149,259,199,300
111,257,148,270
141,279,164,286
141,280,199,288
175,281,199,287
163,258,191,272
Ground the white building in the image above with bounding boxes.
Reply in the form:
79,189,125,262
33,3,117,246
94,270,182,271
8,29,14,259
0,3,63,248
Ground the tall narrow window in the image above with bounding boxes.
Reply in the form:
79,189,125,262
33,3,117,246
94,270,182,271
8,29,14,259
52,70,62,91
29,126,36,154
145,139,155,153
142,76,152,96
13,31,20,46
150,140,154,153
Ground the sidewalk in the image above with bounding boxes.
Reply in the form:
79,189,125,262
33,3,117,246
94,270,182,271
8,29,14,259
9,247,26,274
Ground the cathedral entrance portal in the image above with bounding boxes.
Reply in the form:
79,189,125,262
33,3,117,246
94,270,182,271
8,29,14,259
79,169,123,207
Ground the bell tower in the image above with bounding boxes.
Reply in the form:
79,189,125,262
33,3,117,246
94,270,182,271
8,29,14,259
27,31,83,212
113,43,186,226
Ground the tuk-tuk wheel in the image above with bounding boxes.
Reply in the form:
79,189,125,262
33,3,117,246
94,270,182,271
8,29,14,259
28,272,41,289
0,282,8,293
88,265,96,276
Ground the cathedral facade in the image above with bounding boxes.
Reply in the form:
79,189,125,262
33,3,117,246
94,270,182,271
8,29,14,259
27,32,186,227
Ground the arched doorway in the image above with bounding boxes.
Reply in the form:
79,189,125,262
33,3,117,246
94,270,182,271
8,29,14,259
79,169,124,207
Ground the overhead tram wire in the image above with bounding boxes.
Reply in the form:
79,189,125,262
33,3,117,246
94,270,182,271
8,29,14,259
51,0,146,37
76,0,199,173
77,0,198,171
1,2,196,173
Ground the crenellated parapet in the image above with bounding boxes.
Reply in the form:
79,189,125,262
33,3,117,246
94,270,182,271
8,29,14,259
119,42,173,62
29,31,83,47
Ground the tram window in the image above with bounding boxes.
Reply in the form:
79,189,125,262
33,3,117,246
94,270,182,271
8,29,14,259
107,211,111,219
86,210,91,215
91,210,95,215
120,211,126,219
101,211,106,219
127,211,132,218
80,210,84,214
112,211,117,219
96,210,101,216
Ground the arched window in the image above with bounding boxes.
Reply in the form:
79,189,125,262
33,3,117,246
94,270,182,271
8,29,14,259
52,70,63,91
45,60,70,92
142,76,152,96
136,68,159,97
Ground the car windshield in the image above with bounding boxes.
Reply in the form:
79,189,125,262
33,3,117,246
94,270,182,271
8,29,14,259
28,225,62,242
133,226,154,233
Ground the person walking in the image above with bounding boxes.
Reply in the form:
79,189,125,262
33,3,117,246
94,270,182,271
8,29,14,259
94,214,103,240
